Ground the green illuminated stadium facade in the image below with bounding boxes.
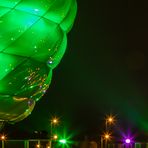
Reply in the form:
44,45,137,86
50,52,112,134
0,0,77,123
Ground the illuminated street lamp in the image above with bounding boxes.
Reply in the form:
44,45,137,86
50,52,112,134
101,114,116,148
101,132,112,148
53,134,58,140
51,118,59,125
1,134,6,148
103,132,111,141
105,115,115,131
104,134,110,140
1,135,6,140
50,117,59,136
50,117,59,148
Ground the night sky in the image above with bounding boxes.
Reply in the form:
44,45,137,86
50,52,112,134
6,0,148,140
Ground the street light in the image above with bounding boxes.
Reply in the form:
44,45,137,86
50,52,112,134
105,115,115,131
50,117,59,148
1,135,6,140
103,132,111,140
51,118,59,125
101,132,111,148
50,117,59,136
1,134,6,148
53,134,58,140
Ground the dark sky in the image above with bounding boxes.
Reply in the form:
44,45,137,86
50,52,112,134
7,0,148,140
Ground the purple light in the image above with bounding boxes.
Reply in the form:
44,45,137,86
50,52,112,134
125,138,131,144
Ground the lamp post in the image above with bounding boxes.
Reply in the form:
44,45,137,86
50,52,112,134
1,135,6,148
101,136,103,148
101,114,115,148
101,132,111,148
104,133,110,148
105,115,115,131
100,114,116,148
50,117,59,148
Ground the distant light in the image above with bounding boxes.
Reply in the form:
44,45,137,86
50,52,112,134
59,139,66,144
105,134,109,139
102,132,111,140
106,115,115,124
53,119,57,123
53,134,58,140
36,144,40,148
125,138,131,144
51,117,59,125
1,135,6,140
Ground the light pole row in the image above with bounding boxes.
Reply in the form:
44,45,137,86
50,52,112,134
101,114,116,148
50,117,59,148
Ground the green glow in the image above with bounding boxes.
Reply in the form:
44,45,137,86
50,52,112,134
59,139,67,144
55,127,76,148
0,0,77,123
